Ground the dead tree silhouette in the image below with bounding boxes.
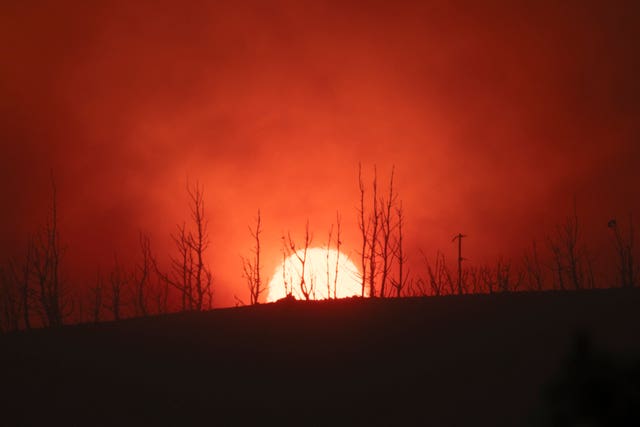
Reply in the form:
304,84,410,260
31,175,71,327
547,207,590,291
89,269,103,323
326,222,333,299
133,232,154,316
524,240,544,291
0,267,20,332
608,216,637,288
286,220,313,300
108,254,127,321
358,163,369,297
333,212,342,299
242,209,264,305
391,201,409,297
156,182,213,311
379,166,396,298
368,166,379,297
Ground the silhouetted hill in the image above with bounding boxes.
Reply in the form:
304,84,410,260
2,289,639,426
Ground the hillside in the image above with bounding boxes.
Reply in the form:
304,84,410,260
2,289,640,426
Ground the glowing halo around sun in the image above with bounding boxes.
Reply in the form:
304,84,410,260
266,248,364,302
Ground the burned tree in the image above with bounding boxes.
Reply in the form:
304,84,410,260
89,269,103,323
608,216,637,288
0,267,20,332
390,202,409,297
157,182,214,311
287,220,313,300
242,210,264,305
108,255,127,321
326,222,333,299
547,206,589,291
333,212,342,299
358,163,369,297
379,167,396,298
31,176,71,327
132,232,154,316
368,166,379,297
523,240,544,291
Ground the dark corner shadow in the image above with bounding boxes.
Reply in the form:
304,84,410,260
533,331,640,426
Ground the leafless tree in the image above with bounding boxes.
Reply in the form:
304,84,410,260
156,182,213,311
496,258,524,293
547,206,588,291
547,236,566,291
481,265,495,294
280,241,292,297
242,210,264,305
422,251,450,296
562,207,583,290
31,176,71,327
108,255,127,321
391,202,409,297
333,212,342,299
379,167,396,298
368,166,379,297
187,183,213,310
132,232,154,316
0,266,20,332
287,220,313,300
358,163,368,297
5,241,34,330
326,223,333,299
467,266,482,294
608,216,637,288
89,269,103,324
155,278,170,314
523,240,544,291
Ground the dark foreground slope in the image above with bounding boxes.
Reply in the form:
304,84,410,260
2,289,640,426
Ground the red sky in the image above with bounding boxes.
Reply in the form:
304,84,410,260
1,0,639,306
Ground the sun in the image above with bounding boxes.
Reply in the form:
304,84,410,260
266,247,363,301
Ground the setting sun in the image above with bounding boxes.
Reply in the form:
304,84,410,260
267,248,363,301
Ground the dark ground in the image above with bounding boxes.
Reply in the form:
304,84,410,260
2,289,639,426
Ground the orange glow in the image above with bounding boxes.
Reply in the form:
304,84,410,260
267,248,362,301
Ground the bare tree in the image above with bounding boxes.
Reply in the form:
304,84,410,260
547,206,588,291
562,207,583,290
358,163,368,297
6,240,34,330
608,216,637,288
89,269,103,323
280,241,291,297
242,210,264,305
31,175,71,327
287,221,313,300
0,266,20,332
391,202,409,297
132,232,154,316
187,183,213,310
481,265,495,295
496,258,523,293
548,235,566,291
156,182,213,311
108,255,127,321
333,212,342,299
379,167,396,298
523,240,543,291
326,223,333,299
368,166,379,298
422,251,450,296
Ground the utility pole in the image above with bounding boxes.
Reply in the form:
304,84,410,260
452,233,467,295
